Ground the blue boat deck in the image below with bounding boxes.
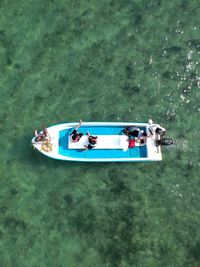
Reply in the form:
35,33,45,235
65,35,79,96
58,126,147,159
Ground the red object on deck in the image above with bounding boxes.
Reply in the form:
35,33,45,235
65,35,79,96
129,139,135,148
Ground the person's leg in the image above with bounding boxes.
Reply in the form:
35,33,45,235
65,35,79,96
42,126,48,135
75,119,83,130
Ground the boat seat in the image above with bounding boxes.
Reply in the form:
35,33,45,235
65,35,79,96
68,135,131,151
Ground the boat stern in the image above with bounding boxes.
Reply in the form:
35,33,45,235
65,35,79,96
146,135,162,161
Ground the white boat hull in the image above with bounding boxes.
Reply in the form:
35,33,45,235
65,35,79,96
32,122,162,162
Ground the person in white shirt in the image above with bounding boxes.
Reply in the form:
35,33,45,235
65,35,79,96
148,119,167,137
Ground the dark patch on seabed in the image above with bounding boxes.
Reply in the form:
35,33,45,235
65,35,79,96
0,0,200,266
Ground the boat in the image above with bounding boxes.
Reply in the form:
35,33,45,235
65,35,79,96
31,121,166,162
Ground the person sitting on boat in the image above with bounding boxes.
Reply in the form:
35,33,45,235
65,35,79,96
34,126,49,142
133,130,148,145
148,119,167,137
70,119,83,142
122,127,131,136
123,127,147,138
122,127,148,145
84,131,98,150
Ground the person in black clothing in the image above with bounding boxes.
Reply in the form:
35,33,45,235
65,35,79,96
70,119,83,142
122,127,148,145
84,131,98,150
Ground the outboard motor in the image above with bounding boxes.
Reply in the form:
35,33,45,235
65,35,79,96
156,138,173,146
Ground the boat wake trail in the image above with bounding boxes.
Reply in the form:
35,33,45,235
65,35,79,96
166,137,189,152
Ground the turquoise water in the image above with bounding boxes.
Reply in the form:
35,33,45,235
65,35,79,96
0,0,200,266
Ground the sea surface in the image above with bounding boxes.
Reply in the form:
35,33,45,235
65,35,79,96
0,0,200,266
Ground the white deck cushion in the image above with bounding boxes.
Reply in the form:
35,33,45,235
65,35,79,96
68,135,130,151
